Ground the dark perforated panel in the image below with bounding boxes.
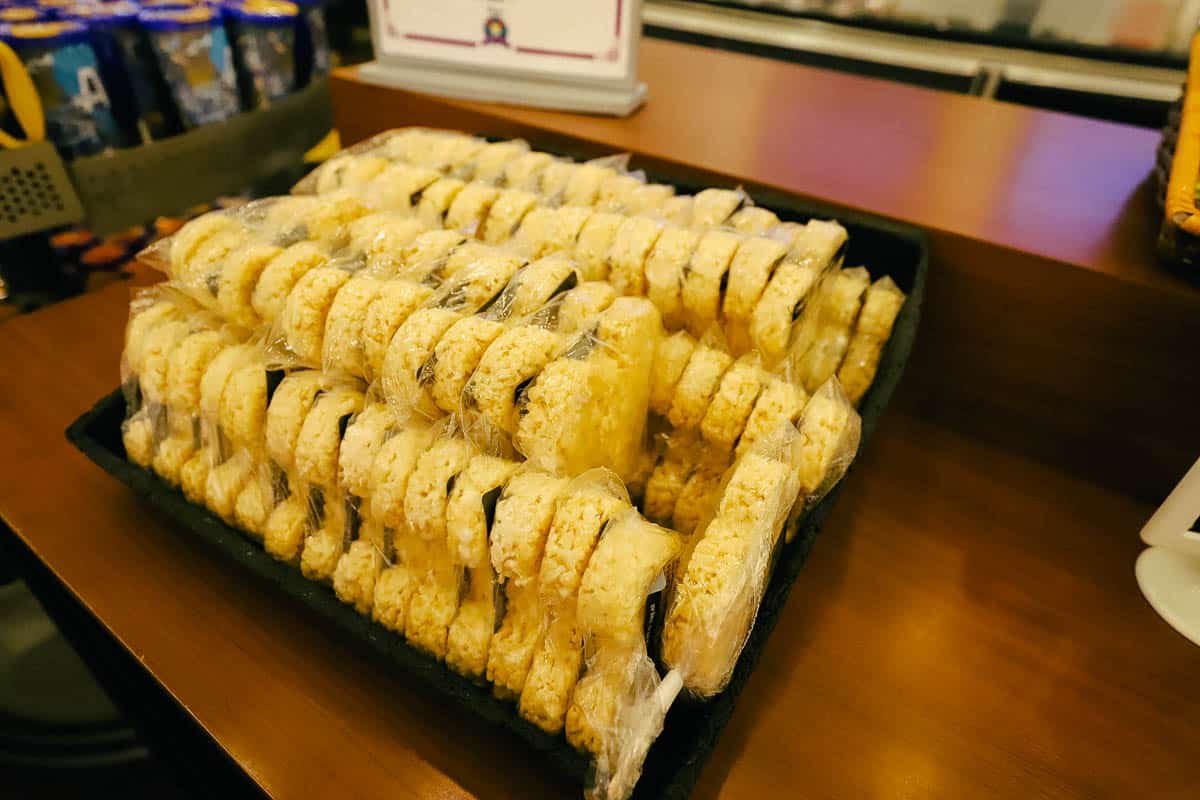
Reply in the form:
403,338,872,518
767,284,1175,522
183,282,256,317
0,142,85,238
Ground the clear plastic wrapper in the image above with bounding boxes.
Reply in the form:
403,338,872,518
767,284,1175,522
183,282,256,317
360,163,441,214
464,323,564,435
734,376,809,460
783,377,861,541
787,266,870,394
563,163,617,207
749,220,848,366
538,160,580,202
402,426,477,658
515,298,660,483
607,216,663,297
671,448,732,537
345,213,428,271
273,258,357,369
644,227,699,332
416,178,466,228
251,240,330,326
835,276,906,406
514,206,594,260
661,425,803,698
681,230,742,337
466,140,530,185
689,187,747,230
444,183,501,235
446,454,521,569
360,277,436,383
538,469,630,608
502,151,556,192
569,511,683,800
660,195,694,228
699,352,767,452
728,206,780,236
624,183,675,216
572,211,623,282
595,173,644,213
518,602,582,733
553,281,617,335
722,237,787,356
479,189,539,245
666,327,734,431
648,330,696,418
642,431,702,526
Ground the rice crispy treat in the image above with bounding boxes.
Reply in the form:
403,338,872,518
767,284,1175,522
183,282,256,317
294,388,364,487
436,251,524,312
300,489,350,582
362,163,441,213
788,378,861,527
487,578,546,697
479,189,539,244
538,471,629,606
430,315,506,415
728,206,780,236
642,432,701,525
624,183,675,216
672,454,730,536
415,178,466,228
338,402,394,498
180,450,210,505
608,216,663,297
722,237,787,354
206,448,254,523
791,266,870,393
467,325,563,434
648,329,696,416
322,274,384,378
333,530,384,615
502,151,555,191
380,307,463,417
836,276,905,406
251,241,328,325
748,260,820,365
404,436,475,542
264,493,311,563
444,183,501,235
296,190,370,243
361,279,435,381
554,281,616,334
667,341,733,430
469,140,530,184
595,173,643,212
538,160,578,200
660,195,694,227
445,454,520,568
233,459,274,537
681,230,741,337
219,359,268,449
168,212,245,278
446,562,500,678
515,206,593,259
735,377,809,459
403,532,463,659
501,256,578,320
571,211,624,281
700,354,766,451
401,230,468,281
367,420,435,531
518,604,583,734
264,370,325,471
690,188,744,229
563,163,616,206
137,318,191,404
281,266,353,367
577,512,682,644
122,411,156,467
216,243,282,329
346,214,427,271
644,227,699,331
490,469,569,584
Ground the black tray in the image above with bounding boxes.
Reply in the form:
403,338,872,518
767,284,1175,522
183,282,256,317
67,197,926,799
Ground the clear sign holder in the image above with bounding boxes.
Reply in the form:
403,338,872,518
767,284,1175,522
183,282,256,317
1138,457,1200,646
360,0,647,117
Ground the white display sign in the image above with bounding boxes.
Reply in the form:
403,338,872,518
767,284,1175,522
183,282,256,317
361,0,647,115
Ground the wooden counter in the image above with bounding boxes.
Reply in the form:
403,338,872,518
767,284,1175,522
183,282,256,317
330,39,1200,505
2,35,1199,800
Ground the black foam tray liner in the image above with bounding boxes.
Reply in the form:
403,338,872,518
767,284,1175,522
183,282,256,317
67,194,926,799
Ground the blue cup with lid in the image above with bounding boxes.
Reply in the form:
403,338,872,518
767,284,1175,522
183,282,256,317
0,20,124,157
67,1,181,143
138,5,238,128
222,0,296,109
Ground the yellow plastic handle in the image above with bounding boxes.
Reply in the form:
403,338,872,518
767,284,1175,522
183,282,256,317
0,39,45,148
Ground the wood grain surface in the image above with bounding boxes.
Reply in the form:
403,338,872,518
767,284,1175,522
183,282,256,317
330,41,1200,504
1,274,1198,799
